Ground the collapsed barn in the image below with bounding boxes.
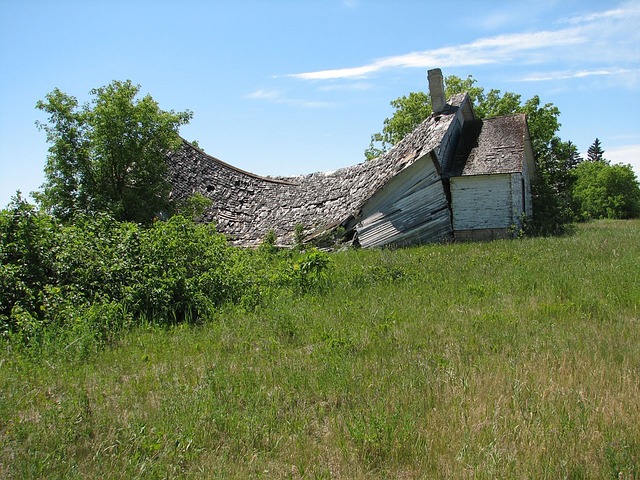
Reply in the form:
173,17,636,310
166,68,535,248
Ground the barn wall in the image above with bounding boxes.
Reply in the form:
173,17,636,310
450,173,514,231
355,152,452,247
511,173,525,217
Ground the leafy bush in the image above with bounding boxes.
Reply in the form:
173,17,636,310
0,194,57,336
290,248,331,292
1,198,334,350
572,161,640,220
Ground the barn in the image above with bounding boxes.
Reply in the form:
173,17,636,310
166,69,535,248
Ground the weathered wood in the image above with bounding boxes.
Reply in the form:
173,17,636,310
451,173,514,231
166,95,469,247
165,89,535,248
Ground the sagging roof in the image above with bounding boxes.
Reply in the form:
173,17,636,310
167,94,469,246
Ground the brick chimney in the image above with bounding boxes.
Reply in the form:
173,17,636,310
427,68,446,114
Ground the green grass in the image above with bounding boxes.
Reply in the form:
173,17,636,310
2,220,639,478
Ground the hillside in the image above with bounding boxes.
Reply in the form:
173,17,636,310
1,220,639,478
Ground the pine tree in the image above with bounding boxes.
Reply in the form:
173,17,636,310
587,138,605,163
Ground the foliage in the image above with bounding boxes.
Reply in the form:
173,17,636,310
190,139,204,151
572,160,640,220
290,248,331,292
173,192,213,221
0,199,332,350
0,193,57,336
2,220,639,478
528,138,581,235
294,223,305,249
35,80,192,224
259,229,278,254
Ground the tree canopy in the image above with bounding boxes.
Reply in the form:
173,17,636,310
364,75,560,161
572,153,640,220
35,80,192,223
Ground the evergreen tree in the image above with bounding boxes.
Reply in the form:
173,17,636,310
587,138,605,163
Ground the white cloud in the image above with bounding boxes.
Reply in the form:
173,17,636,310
562,7,629,25
246,89,284,100
287,4,639,82
246,88,336,108
606,144,640,177
518,68,632,82
288,28,585,80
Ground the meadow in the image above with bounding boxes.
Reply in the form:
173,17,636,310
1,220,639,478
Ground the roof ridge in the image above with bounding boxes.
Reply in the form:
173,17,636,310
178,138,298,186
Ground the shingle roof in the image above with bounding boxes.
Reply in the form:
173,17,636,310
167,96,467,246
458,114,528,176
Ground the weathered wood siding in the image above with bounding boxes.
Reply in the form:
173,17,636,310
450,173,514,231
354,152,452,247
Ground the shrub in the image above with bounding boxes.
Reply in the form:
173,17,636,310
0,194,57,337
572,161,640,220
1,198,334,350
290,248,331,292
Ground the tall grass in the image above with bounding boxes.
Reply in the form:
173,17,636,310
1,220,639,478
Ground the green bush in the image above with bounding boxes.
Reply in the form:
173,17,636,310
1,198,334,350
0,194,57,336
573,161,640,220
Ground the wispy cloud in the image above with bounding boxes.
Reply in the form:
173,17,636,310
246,89,284,100
518,68,632,82
288,29,584,80
561,7,629,25
287,5,639,82
246,88,336,108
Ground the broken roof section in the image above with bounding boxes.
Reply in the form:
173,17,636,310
167,92,471,247
459,114,531,176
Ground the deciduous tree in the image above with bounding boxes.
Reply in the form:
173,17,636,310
572,157,640,219
35,80,192,223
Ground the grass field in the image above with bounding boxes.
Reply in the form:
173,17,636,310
1,220,639,478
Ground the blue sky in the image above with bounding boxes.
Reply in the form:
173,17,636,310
1,0,639,207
